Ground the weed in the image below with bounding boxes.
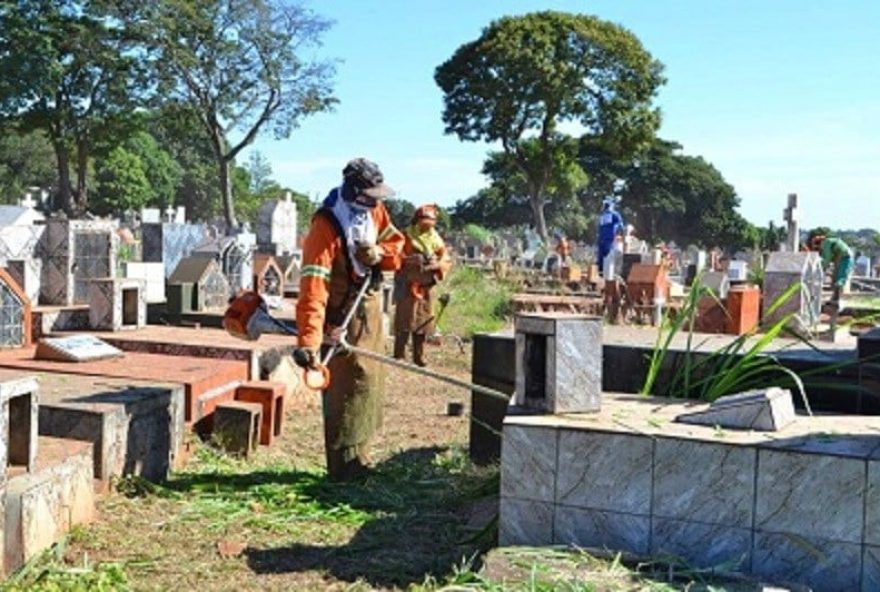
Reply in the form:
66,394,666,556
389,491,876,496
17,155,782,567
438,266,516,337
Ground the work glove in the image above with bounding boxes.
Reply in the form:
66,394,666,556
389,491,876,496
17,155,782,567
292,347,318,369
355,243,383,266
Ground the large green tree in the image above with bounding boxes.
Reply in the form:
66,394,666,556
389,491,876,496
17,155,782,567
435,11,664,242
0,1,144,213
138,0,336,229
0,127,56,203
93,146,151,214
618,139,755,249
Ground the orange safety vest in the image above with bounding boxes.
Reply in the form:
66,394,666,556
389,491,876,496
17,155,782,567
296,203,404,350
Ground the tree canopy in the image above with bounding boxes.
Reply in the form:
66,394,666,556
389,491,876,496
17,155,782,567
436,11,665,241
0,0,145,212
138,0,336,228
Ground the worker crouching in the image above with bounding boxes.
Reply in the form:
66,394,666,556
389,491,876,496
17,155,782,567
295,158,404,481
394,204,452,367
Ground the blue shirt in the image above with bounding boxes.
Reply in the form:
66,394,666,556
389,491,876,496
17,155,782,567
599,209,624,244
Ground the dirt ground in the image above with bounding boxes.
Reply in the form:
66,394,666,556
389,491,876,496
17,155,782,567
57,340,497,592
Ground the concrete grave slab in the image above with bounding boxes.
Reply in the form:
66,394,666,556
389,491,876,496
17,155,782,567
676,388,797,431
752,531,861,592
500,424,557,503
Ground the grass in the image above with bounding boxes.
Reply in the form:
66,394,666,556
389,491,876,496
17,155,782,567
641,277,813,405
438,266,516,337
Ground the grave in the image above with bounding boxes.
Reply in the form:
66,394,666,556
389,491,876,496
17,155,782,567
88,278,147,331
141,222,207,278
37,218,118,306
192,234,254,295
166,256,230,314
514,314,601,414
783,193,799,252
762,251,823,334
498,309,880,591
256,194,298,256
626,263,669,306
0,268,31,349
0,375,95,576
727,260,749,283
0,346,249,431
252,254,284,297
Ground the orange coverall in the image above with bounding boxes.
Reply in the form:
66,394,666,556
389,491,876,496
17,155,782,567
297,203,403,480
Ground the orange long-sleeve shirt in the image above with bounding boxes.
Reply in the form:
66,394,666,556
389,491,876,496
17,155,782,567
296,203,403,350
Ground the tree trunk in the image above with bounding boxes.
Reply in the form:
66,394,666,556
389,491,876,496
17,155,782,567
218,157,237,230
54,143,74,214
529,194,549,244
75,139,89,213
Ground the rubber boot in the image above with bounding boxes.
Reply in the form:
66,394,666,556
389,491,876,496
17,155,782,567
412,333,427,367
394,332,408,360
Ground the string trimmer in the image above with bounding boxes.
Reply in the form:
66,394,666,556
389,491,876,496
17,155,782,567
223,273,510,402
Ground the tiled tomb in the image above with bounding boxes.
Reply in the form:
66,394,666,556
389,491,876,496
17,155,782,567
124,261,165,303
253,254,284,297
37,218,118,306
500,395,880,591
88,278,147,331
141,222,208,278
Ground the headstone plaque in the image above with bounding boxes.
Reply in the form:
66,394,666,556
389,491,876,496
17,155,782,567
35,335,124,362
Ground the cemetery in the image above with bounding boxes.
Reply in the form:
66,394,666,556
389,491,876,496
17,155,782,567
1,3,879,591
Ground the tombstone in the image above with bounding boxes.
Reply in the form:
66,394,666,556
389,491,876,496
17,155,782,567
783,193,799,252
124,261,165,303
727,260,749,283
140,208,162,224
514,313,602,414
621,253,642,281
0,268,32,348
141,222,208,278
192,233,254,295
702,271,731,300
6,259,41,304
763,251,823,333
677,387,796,431
87,278,146,331
35,334,123,362
174,206,186,224
252,254,284,297
256,194,298,256
37,218,118,306
167,256,230,314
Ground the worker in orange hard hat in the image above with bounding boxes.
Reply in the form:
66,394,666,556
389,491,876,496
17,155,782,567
393,204,452,367
294,157,404,481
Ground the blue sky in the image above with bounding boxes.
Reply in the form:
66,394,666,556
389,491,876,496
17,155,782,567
244,0,880,231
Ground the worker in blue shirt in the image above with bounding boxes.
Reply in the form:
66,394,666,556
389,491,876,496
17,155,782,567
598,196,625,274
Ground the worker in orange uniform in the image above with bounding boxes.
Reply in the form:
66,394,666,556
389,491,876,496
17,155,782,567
393,204,452,367
294,158,404,481
555,232,572,265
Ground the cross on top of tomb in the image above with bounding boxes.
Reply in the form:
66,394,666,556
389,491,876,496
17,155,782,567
19,192,36,209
